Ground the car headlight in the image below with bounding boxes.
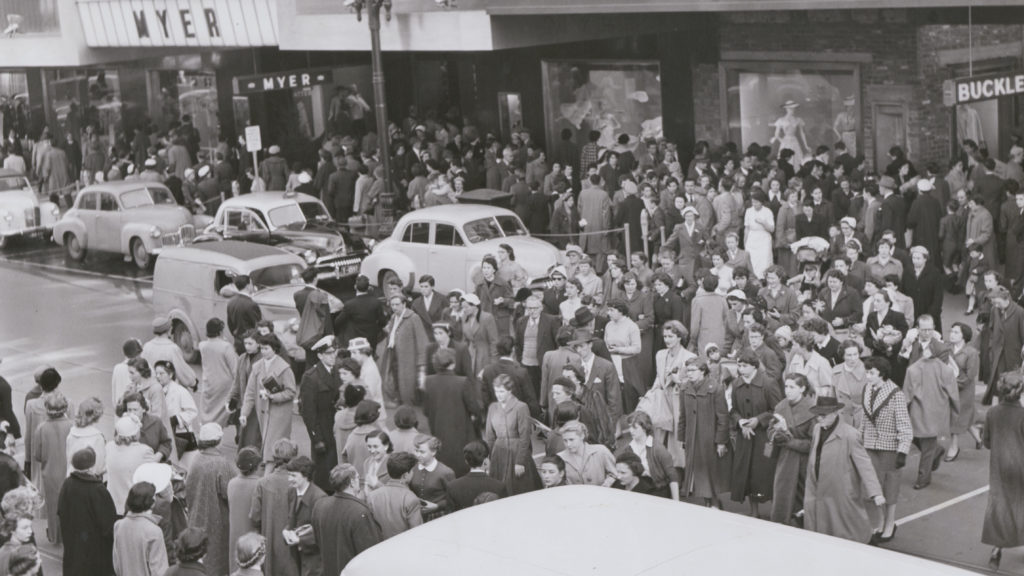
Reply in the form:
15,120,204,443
365,238,377,252
303,250,318,264
150,227,162,238
50,206,60,217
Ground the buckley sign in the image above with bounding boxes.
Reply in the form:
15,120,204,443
76,0,279,47
944,70,1024,106
234,68,332,95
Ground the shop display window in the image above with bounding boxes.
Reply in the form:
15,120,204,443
0,0,61,35
46,69,122,141
0,72,29,138
541,60,663,156
156,71,219,154
721,61,860,166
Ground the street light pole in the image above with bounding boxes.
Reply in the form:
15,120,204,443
352,0,394,225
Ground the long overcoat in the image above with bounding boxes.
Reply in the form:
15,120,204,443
185,449,237,576
250,467,298,576
677,376,729,499
312,493,383,576
730,371,783,503
58,471,116,576
689,291,728,354
578,185,613,254
423,370,482,477
805,420,883,543
242,354,297,462
982,403,1024,548
769,395,816,525
380,308,429,406
300,362,342,490
904,356,958,439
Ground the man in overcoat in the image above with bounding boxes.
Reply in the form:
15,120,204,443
312,464,383,576
300,336,343,491
904,340,958,489
578,174,613,267
380,294,429,406
986,286,1024,404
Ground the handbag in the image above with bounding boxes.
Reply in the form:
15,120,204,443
262,375,284,394
637,385,674,431
294,524,316,548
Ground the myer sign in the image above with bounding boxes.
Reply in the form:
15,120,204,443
944,70,1024,106
234,69,332,95
76,0,279,47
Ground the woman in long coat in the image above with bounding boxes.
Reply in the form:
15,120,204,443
689,282,728,356
947,322,982,460
422,354,482,477
774,188,799,276
769,374,816,525
234,332,263,450
805,400,884,544
678,357,729,506
460,296,499,375
184,425,237,576
33,392,74,543
58,449,116,576
623,273,655,385
485,375,540,495
653,321,696,468
227,448,262,574
982,373,1024,569
730,352,783,517
199,320,238,427
251,441,300,576
241,335,297,464
476,257,515,337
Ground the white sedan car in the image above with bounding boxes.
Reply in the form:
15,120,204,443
359,205,561,293
0,169,60,248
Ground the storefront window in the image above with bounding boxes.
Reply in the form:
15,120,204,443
722,61,860,166
542,60,663,157
0,0,61,35
0,72,29,138
156,71,219,155
46,69,122,141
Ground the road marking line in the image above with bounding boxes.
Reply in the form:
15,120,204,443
0,257,153,284
895,485,989,526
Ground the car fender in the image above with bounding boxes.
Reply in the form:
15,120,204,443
52,216,86,247
121,222,160,253
38,201,61,228
167,308,200,351
359,249,416,288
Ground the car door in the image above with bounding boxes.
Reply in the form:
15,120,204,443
96,192,122,251
74,192,99,247
429,222,468,292
400,220,431,276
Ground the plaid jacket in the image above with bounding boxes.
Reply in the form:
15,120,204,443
858,379,913,454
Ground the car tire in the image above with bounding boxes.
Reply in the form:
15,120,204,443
380,269,400,290
172,319,200,364
131,237,151,270
64,233,86,261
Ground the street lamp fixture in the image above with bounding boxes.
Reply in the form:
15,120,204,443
343,0,454,232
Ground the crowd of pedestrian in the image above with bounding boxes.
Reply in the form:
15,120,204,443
4,99,1024,574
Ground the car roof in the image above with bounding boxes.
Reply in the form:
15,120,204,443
344,486,977,576
79,181,170,194
220,191,321,211
395,204,518,227
158,241,304,270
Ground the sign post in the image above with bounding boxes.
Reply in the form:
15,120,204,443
245,125,262,190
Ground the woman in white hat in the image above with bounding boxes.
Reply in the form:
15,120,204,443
460,293,499,374
184,423,236,576
105,416,161,516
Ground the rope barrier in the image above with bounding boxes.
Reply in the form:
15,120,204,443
531,227,628,239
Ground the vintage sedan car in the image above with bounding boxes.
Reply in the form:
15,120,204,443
359,204,562,293
153,241,337,361
53,181,210,269
0,169,60,248
195,191,367,282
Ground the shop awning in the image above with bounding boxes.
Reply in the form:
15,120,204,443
75,0,279,47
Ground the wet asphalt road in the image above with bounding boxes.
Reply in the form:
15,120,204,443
0,237,1014,574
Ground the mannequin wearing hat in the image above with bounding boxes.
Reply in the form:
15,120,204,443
771,101,810,167
805,391,885,543
832,96,858,156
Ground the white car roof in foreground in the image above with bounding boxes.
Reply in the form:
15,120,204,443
343,485,977,576
394,204,518,228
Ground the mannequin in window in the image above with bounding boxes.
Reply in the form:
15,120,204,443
957,104,985,148
832,95,858,156
772,101,810,167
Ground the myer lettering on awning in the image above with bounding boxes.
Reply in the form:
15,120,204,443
76,0,279,47
953,70,1024,105
233,69,332,95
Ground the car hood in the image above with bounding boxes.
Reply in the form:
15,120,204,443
272,223,366,254
0,190,39,212
253,285,305,313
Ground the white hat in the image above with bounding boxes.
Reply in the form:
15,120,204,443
268,145,281,155
347,337,371,352
114,415,141,438
184,168,196,179
144,158,157,168
197,165,211,178
775,325,794,340
564,244,583,257
909,245,930,258
917,179,934,192
133,463,173,493
312,335,335,353
681,206,699,218
298,172,312,184
839,216,856,229
461,293,482,307
726,289,747,301
550,265,568,279
197,422,223,443
414,124,426,132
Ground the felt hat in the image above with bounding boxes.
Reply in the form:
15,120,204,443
566,329,596,346
152,316,172,333
810,395,845,415
570,307,595,327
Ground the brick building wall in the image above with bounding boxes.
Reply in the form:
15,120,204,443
692,9,1023,171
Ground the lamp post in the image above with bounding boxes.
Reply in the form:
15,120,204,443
346,0,456,226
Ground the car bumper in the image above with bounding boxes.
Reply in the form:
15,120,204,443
0,225,53,238
315,255,364,280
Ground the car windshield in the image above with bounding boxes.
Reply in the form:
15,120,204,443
119,187,177,209
462,215,529,243
0,176,28,192
249,263,304,289
267,204,307,229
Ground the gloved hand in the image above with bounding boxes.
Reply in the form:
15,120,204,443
896,452,906,469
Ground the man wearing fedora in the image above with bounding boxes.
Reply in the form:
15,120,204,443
142,316,198,390
874,176,907,247
805,390,885,544
568,328,622,427
380,293,429,407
